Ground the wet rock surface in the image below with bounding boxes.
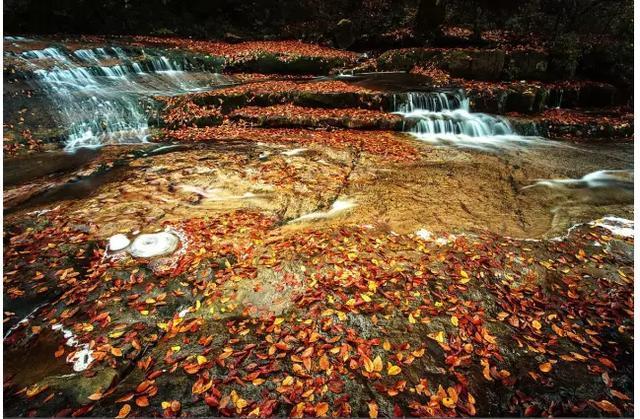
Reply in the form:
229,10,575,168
3,35,634,418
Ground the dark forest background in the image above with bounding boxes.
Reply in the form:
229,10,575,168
4,0,633,84
4,0,632,43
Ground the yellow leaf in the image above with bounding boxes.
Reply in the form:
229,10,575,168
532,320,542,330
282,376,294,386
408,313,416,324
363,356,374,373
428,331,445,343
373,355,383,372
387,363,401,376
459,270,470,283
450,316,459,327
197,355,207,365
442,397,456,408
383,340,391,351
368,281,377,292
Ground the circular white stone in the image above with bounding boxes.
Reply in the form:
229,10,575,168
108,234,131,251
128,232,179,258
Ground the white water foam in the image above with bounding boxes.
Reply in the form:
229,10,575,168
522,169,633,191
51,323,94,372
393,90,548,151
129,231,180,258
290,199,356,223
12,42,232,151
589,216,634,238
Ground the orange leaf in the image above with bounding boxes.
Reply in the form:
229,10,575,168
539,362,552,373
610,389,630,401
319,355,330,371
116,404,131,419
55,345,65,358
301,347,314,358
170,400,181,412
599,357,616,370
315,402,329,417
88,391,103,401
368,401,379,418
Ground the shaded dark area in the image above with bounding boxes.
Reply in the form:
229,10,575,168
4,0,634,87
3,0,632,45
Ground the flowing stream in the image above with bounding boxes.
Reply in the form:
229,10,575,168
393,90,544,151
4,39,633,239
13,42,232,151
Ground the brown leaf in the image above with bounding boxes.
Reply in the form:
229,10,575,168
610,389,630,401
590,399,621,416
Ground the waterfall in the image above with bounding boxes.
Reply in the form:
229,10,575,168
393,90,539,151
14,43,232,151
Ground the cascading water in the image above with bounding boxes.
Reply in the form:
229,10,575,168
393,90,540,151
13,42,232,151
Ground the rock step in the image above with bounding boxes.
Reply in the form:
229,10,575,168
159,78,625,119
4,37,359,78
465,80,628,114
228,104,404,131
3,45,226,80
182,79,389,112
376,48,549,80
160,125,419,162
129,36,360,75
157,83,632,138
375,47,624,84
509,107,633,140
